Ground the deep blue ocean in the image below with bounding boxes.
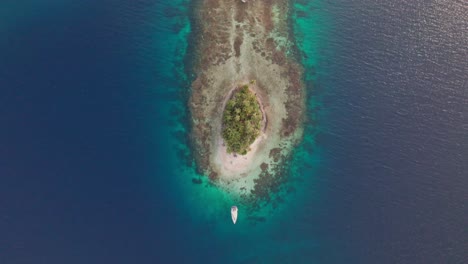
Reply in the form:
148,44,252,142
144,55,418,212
1,0,467,263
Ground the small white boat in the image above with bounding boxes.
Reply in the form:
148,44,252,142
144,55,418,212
231,206,238,224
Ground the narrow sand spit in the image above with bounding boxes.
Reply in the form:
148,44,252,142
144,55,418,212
189,0,305,194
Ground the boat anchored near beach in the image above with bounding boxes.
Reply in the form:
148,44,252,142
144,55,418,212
231,206,238,224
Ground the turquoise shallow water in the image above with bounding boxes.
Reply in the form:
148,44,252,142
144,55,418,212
146,0,341,262
152,0,467,262
2,0,466,263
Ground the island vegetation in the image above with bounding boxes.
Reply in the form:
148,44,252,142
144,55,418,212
222,85,262,155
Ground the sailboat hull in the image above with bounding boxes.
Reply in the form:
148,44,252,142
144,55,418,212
231,206,238,224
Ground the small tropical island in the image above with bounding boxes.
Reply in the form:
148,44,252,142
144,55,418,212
189,0,305,198
222,85,262,155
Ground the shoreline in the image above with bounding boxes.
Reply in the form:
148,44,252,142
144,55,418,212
189,0,305,196
213,83,268,180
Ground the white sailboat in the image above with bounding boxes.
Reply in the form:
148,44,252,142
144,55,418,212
231,206,238,224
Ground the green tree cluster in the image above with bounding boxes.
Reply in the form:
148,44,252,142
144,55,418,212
222,85,262,155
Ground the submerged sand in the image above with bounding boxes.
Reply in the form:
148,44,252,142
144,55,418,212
189,0,305,194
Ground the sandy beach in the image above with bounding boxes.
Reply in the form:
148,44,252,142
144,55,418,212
189,0,305,193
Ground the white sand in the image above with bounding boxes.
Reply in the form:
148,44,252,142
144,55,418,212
212,84,269,179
